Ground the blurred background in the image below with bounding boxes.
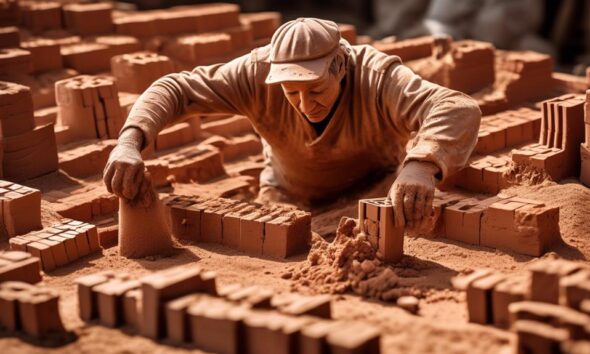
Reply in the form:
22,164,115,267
120,0,590,74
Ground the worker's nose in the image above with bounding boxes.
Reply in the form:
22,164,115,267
299,93,314,114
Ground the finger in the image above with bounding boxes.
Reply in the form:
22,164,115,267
424,190,434,219
103,162,115,194
413,190,426,225
403,188,416,229
122,163,143,200
391,186,405,228
111,167,125,198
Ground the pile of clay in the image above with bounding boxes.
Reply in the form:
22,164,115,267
286,217,423,302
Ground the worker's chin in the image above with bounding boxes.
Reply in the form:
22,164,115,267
305,112,328,123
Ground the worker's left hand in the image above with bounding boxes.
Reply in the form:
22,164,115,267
389,161,439,231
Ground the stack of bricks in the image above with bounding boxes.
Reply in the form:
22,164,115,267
20,38,63,74
9,219,100,272
55,75,124,141
164,195,311,258
0,250,42,284
58,139,117,178
0,47,31,74
431,190,560,256
44,188,118,223
62,3,113,36
452,259,590,353
512,94,586,181
358,198,404,263
0,81,58,181
0,0,18,26
163,32,233,66
111,52,174,94
154,144,226,183
474,107,542,155
76,265,382,353
580,90,590,187
19,1,62,33
499,51,554,104
372,36,435,62
441,40,495,94
0,180,42,238
60,43,111,74
0,281,66,337
455,154,512,194
154,117,201,151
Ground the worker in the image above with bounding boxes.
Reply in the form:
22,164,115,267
103,18,481,231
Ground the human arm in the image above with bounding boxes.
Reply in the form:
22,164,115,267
381,63,481,230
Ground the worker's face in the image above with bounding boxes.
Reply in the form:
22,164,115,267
281,73,341,123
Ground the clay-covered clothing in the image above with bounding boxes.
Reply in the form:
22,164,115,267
123,43,481,201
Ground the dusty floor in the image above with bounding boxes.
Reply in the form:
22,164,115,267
2,175,589,354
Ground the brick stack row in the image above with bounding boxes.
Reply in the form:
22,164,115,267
0,179,42,238
431,190,560,256
452,259,590,353
164,195,311,258
441,40,495,94
512,94,586,181
9,219,100,272
499,51,554,104
0,281,65,337
0,81,58,181
76,265,381,354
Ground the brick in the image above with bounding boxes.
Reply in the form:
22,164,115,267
301,320,346,354
373,36,434,61
0,181,42,238
452,269,495,291
0,26,18,48
529,260,586,304
263,210,311,258
278,294,332,319
122,289,141,328
75,271,116,321
20,38,62,73
167,201,202,242
0,81,35,138
467,272,506,324
38,238,68,268
223,205,256,249
111,52,174,94
0,48,31,74
164,293,203,343
514,320,568,354
188,297,248,354
25,241,56,272
95,35,142,57
94,279,140,327
0,281,34,331
509,301,590,340
560,269,590,310
163,33,232,65
20,2,62,33
492,274,530,328
140,266,209,339
63,3,113,36
18,286,65,337
200,199,241,243
224,285,273,309
326,321,381,354
244,311,315,354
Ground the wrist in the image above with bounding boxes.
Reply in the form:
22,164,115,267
405,160,440,176
118,127,144,151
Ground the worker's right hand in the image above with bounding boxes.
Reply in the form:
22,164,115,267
103,128,145,200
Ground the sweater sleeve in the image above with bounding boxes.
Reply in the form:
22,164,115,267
121,53,257,147
380,62,481,181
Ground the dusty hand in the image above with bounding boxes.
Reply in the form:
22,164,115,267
103,128,145,200
389,161,439,230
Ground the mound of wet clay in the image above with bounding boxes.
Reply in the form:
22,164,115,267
287,217,423,302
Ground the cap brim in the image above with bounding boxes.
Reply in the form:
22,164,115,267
265,56,331,85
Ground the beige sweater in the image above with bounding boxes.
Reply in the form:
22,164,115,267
123,43,481,201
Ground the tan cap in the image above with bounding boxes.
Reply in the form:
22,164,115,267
265,18,341,85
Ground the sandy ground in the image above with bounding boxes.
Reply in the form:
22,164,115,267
2,172,589,354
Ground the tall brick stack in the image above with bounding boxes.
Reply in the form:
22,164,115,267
164,195,311,258
358,198,404,263
0,81,58,181
580,90,590,187
452,259,590,353
499,51,554,104
55,75,124,141
512,94,585,181
441,40,495,94
76,265,382,353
